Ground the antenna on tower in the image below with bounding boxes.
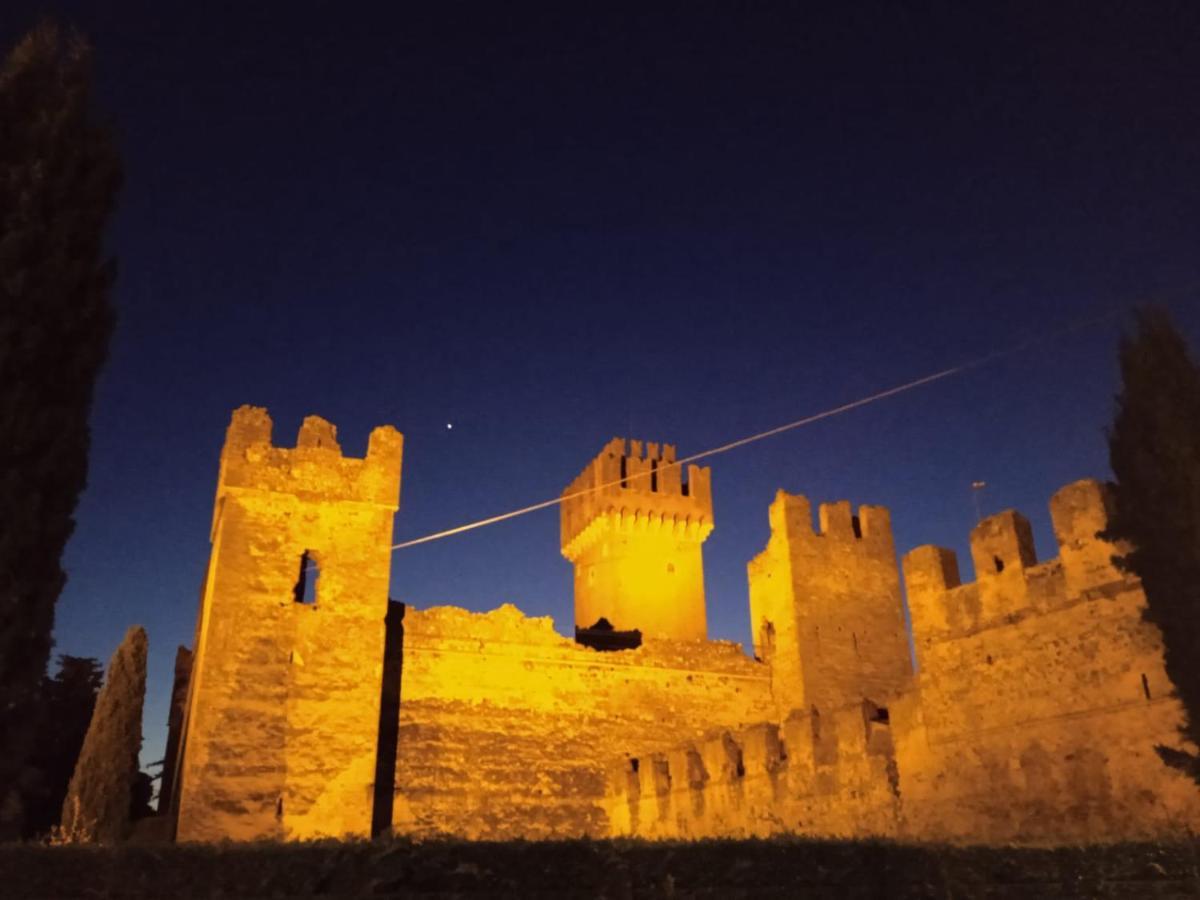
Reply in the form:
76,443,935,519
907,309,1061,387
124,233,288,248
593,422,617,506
971,481,988,523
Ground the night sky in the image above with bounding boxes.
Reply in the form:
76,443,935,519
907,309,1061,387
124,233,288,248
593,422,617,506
5,4,1199,771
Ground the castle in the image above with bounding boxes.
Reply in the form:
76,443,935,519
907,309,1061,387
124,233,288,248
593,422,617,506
162,406,1200,844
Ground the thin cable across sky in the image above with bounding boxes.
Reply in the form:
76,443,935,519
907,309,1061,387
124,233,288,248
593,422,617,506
390,308,1122,552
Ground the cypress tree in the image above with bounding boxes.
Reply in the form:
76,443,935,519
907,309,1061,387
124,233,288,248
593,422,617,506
1105,307,1200,778
60,626,147,843
0,20,121,834
23,655,103,837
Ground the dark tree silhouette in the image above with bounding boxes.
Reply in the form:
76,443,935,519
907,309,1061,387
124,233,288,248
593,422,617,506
0,20,122,836
60,626,147,843
21,656,103,838
1105,307,1200,779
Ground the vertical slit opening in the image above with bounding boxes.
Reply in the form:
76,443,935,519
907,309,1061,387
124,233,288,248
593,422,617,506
620,455,628,488
1142,673,1151,700
851,515,862,538
294,551,319,605
650,459,658,492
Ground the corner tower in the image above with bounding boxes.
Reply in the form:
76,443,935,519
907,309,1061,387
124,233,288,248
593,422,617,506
172,406,403,842
561,439,713,641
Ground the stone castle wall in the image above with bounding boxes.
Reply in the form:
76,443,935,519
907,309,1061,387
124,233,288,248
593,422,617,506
605,701,900,840
893,479,1200,843
748,490,912,715
169,410,1200,845
607,479,1200,844
392,603,774,839
171,407,402,842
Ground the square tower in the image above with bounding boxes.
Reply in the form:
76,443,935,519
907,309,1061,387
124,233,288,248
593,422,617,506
171,406,403,842
560,438,713,641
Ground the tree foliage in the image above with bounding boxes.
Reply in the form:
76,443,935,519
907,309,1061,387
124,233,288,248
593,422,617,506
60,626,147,843
0,20,121,835
21,656,103,838
1105,307,1200,777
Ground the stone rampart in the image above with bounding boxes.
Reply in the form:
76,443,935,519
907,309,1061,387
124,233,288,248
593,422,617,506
392,603,773,839
604,700,899,839
895,479,1200,842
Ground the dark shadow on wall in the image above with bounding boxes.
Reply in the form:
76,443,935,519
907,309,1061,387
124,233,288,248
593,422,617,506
372,600,405,837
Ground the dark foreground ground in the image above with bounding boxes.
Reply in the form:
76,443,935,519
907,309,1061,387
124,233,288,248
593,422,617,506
3,837,1200,899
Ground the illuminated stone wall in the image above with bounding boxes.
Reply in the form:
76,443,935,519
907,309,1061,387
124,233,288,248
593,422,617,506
608,479,1200,843
561,439,713,640
172,407,403,842
748,490,913,715
894,479,1200,843
392,603,774,839
605,702,900,839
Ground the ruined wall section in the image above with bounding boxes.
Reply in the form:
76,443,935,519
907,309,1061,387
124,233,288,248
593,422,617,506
561,439,713,640
748,491,912,715
896,479,1200,843
392,603,773,839
174,406,403,842
604,701,899,840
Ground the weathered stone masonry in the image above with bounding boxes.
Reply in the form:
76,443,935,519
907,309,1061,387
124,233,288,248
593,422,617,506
606,479,1200,843
167,407,1200,844
169,407,402,841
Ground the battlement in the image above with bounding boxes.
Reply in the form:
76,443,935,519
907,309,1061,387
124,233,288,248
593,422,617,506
748,489,909,713
605,701,899,839
216,406,404,519
561,438,714,641
903,479,1129,649
560,437,712,561
754,491,894,563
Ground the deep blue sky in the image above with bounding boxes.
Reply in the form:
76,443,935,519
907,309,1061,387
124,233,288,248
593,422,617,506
5,4,1199,771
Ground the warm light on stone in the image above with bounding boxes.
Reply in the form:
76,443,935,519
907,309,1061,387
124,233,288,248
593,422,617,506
166,409,1200,845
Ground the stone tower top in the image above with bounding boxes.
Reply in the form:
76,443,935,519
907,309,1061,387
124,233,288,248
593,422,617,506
560,438,713,641
214,405,403,532
560,437,712,562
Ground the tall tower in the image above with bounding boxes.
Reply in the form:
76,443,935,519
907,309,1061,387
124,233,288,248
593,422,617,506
560,438,713,641
172,406,403,842
747,491,912,715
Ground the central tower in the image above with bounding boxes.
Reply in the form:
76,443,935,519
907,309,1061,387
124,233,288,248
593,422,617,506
560,438,713,641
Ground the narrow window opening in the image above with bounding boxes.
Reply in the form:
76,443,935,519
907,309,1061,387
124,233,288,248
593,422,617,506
734,749,745,778
650,458,658,492
778,739,788,762
293,551,319,605
630,757,639,773
851,515,862,538
993,555,1005,573
852,632,859,656
1142,673,1151,700
275,797,283,819
681,471,690,497
620,455,628,488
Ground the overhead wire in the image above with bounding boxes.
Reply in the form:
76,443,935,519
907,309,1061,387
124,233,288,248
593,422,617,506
390,306,1124,552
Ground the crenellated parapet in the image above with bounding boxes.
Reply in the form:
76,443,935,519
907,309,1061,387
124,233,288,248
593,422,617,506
748,490,911,714
561,438,714,640
604,700,900,839
216,405,403,526
902,479,1129,652
892,479,1200,844
560,438,712,562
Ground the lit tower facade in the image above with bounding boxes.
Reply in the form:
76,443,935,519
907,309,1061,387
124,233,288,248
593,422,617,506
560,438,713,641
